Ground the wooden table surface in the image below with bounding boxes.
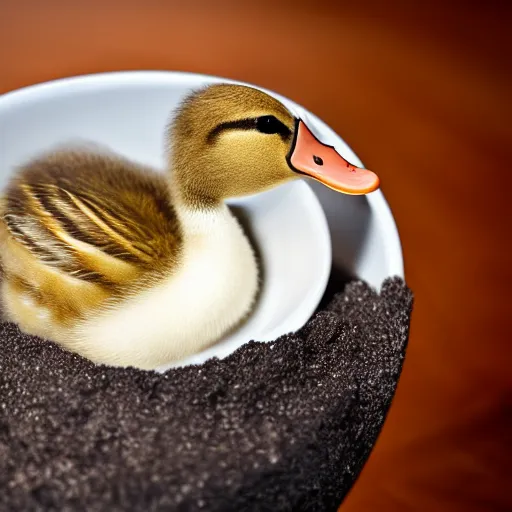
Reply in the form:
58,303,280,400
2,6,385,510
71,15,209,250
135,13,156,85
1,1,510,510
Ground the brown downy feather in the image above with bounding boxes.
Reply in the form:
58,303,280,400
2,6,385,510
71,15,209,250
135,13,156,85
0,150,183,327
0,83,299,342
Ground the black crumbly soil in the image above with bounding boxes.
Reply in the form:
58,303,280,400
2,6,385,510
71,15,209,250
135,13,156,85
0,277,412,512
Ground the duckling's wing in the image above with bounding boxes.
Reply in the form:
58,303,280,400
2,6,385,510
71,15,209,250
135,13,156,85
1,150,182,288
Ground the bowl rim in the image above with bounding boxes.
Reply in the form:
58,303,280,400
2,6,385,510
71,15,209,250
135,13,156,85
0,70,404,282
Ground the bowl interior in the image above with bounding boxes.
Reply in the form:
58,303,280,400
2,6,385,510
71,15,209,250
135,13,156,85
0,73,333,369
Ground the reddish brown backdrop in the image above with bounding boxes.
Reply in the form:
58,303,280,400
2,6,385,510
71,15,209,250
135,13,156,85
1,1,510,510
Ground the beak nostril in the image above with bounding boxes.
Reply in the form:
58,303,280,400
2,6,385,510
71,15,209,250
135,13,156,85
313,155,323,166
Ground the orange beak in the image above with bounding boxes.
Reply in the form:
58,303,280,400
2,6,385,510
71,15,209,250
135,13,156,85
286,119,380,195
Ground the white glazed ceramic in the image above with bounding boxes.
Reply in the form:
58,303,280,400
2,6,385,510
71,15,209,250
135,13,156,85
0,71,403,369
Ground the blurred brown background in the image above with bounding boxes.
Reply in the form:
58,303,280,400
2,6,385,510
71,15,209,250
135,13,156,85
1,1,510,510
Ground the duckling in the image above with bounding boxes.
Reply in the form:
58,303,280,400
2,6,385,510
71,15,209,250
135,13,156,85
0,84,379,369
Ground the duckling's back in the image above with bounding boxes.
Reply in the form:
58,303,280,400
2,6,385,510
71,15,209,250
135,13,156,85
0,149,183,341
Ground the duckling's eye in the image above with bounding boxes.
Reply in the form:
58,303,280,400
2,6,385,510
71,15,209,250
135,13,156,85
256,116,289,136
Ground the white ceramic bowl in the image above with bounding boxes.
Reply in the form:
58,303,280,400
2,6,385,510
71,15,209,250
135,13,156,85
0,71,404,369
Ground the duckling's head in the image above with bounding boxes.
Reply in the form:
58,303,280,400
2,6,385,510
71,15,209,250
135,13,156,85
168,84,379,207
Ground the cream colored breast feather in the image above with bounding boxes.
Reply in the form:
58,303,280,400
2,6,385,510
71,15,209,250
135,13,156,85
0,83,379,369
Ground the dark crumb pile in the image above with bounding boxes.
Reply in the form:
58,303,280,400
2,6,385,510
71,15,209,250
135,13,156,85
0,277,412,512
